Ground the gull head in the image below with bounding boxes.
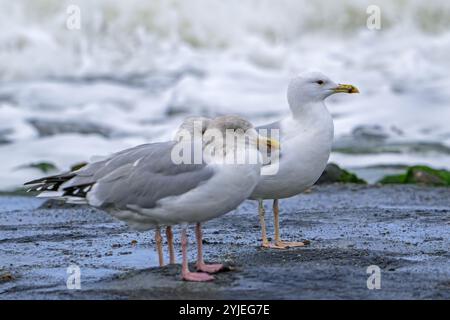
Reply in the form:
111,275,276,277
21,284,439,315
209,115,254,133
174,116,211,139
174,115,280,151
206,115,280,152
287,71,359,106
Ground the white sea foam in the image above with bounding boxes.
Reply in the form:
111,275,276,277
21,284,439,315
1,0,450,189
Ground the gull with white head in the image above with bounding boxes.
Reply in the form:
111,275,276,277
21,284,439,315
251,71,359,248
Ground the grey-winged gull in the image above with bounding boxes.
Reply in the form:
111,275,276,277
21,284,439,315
25,115,279,281
250,71,359,249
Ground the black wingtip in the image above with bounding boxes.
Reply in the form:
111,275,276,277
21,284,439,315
24,172,76,186
24,178,46,186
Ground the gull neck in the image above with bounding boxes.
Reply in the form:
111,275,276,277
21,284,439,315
289,100,329,125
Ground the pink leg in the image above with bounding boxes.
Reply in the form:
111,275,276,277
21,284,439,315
181,226,214,282
166,226,175,264
155,228,164,267
195,223,224,274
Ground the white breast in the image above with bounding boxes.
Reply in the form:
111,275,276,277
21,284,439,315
250,103,334,200
154,162,261,224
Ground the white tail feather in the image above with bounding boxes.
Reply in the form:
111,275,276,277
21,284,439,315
37,191,64,198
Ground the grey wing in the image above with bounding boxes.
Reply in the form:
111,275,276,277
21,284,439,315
78,142,215,210
62,143,157,189
25,142,201,198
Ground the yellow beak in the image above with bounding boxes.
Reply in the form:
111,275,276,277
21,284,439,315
333,84,359,94
257,136,280,150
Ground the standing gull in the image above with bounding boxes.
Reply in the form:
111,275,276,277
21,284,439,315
251,71,359,248
25,116,279,281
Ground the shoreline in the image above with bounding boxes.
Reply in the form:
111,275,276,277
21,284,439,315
1,184,449,299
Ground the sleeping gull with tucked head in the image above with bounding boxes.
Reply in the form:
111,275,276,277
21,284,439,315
252,71,359,248
25,115,279,281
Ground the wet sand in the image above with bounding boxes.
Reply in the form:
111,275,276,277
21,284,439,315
0,184,449,299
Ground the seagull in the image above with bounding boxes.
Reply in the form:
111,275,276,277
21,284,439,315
250,71,359,249
25,115,279,281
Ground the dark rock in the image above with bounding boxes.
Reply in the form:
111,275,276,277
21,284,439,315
0,128,13,144
352,125,389,141
410,168,446,185
333,125,450,155
333,125,389,154
28,118,113,138
316,163,366,184
378,165,450,186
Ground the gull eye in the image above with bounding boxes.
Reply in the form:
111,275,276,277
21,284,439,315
316,80,324,85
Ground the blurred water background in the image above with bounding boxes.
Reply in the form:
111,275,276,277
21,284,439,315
0,0,450,190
